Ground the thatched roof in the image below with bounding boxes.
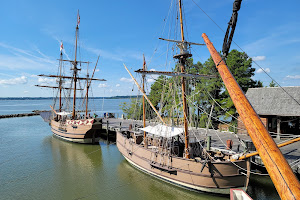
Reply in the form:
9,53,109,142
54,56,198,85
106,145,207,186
246,86,300,117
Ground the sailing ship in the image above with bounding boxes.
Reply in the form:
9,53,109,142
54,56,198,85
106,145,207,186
116,0,251,194
37,11,105,144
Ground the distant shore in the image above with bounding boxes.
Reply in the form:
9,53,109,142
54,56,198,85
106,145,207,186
0,95,143,100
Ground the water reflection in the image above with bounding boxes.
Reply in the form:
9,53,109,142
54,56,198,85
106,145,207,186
117,160,227,200
247,175,279,200
45,136,103,169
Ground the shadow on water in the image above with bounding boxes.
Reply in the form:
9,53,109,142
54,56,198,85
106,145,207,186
247,174,280,200
116,159,227,200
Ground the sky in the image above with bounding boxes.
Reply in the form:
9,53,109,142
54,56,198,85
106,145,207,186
0,0,300,97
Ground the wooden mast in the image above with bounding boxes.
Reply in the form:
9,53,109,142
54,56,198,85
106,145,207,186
85,63,89,117
142,54,147,146
178,0,190,159
202,33,300,200
72,10,80,119
59,50,63,112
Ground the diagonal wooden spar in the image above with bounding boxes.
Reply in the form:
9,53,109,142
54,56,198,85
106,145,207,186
236,136,300,161
202,33,300,200
135,69,216,78
124,64,167,126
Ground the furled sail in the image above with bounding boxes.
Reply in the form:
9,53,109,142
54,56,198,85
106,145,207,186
139,124,183,138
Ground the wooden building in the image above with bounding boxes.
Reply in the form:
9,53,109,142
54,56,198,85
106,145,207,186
238,86,300,138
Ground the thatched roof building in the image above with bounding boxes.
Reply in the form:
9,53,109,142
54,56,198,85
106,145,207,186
246,86,300,117
238,86,300,136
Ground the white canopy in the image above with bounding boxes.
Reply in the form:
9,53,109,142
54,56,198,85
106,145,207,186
56,111,72,116
139,124,183,138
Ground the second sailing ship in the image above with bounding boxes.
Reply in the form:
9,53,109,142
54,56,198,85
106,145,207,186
37,11,106,144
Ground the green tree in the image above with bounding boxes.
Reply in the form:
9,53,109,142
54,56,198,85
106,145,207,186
269,80,278,87
220,50,262,118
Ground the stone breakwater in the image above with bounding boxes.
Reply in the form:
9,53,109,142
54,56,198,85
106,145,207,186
0,110,46,119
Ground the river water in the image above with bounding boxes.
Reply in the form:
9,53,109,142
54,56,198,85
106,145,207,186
0,99,279,200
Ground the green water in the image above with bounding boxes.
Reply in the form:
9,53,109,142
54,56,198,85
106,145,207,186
0,99,280,199
0,116,227,200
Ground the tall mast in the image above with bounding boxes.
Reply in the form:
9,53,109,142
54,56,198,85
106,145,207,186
142,54,146,146
72,10,80,119
178,0,190,159
59,51,63,112
85,63,89,117
179,0,185,42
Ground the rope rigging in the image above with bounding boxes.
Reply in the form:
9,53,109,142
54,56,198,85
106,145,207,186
222,0,242,59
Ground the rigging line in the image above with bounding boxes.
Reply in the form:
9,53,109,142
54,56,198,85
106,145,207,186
183,102,234,154
191,0,300,108
290,158,300,168
202,85,242,123
232,161,270,176
206,117,237,152
189,131,215,161
181,1,189,42
184,92,248,132
144,72,248,132
185,79,245,129
149,0,174,65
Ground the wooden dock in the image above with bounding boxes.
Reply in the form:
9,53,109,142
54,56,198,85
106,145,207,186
0,111,41,119
101,118,300,176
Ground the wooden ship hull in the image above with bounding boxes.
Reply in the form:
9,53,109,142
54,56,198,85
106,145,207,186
116,131,250,194
50,118,103,144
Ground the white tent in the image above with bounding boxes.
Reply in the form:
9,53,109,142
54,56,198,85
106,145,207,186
139,124,183,138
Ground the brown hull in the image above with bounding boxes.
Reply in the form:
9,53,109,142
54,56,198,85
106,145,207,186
117,131,250,194
50,118,102,144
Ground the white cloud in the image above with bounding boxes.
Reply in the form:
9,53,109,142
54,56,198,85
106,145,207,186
95,69,100,72
0,76,28,85
256,68,270,74
120,77,133,82
147,69,159,83
98,83,108,88
286,75,300,79
24,90,29,94
252,56,266,61
147,78,155,83
0,42,56,71
116,84,120,87
38,77,57,84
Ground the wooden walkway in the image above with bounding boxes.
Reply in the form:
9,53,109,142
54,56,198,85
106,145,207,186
102,118,300,176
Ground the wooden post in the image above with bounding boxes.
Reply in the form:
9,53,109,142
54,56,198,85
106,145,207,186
106,120,109,141
276,117,281,140
202,33,300,200
206,136,211,151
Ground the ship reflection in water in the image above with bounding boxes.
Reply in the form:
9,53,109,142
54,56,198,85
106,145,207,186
45,136,103,169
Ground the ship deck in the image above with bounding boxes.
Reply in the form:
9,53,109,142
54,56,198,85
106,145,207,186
101,118,300,176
